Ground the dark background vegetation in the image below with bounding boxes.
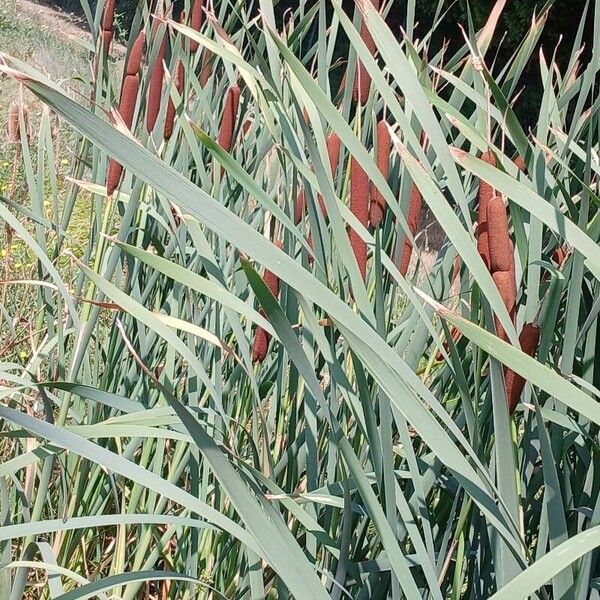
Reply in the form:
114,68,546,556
44,0,593,126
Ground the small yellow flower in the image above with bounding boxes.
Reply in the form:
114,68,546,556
19,350,28,359
61,158,69,165
2,161,9,167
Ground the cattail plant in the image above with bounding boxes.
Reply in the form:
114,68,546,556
218,84,241,153
514,155,526,172
295,132,341,223
199,50,213,87
350,156,369,279
163,58,185,141
352,0,380,103
100,0,116,54
189,0,204,52
505,323,540,413
398,183,423,277
435,326,462,362
475,150,497,269
553,245,568,267
252,241,282,363
106,30,145,196
487,195,516,339
369,119,390,227
146,10,167,134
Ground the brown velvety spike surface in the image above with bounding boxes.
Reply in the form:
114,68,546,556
218,85,241,153
476,150,496,268
107,67,139,197
317,133,342,216
492,269,517,341
435,326,462,362
514,156,526,172
189,0,203,52
294,189,306,225
350,156,370,279
252,241,282,363
121,76,140,128
370,119,390,227
487,196,513,274
126,31,145,76
399,184,423,277
505,323,540,413
296,133,341,223
146,20,166,133
102,0,116,30
352,0,380,103
164,59,185,141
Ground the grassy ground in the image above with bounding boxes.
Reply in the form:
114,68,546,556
0,0,93,362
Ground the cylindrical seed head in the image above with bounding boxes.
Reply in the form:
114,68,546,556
487,196,514,274
398,184,422,277
476,150,496,268
505,323,540,413
350,156,370,279
352,0,380,103
217,85,241,153
164,59,185,141
146,22,167,133
370,119,390,227
126,30,145,76
189,0,204,52
119,75,140,128
102,0,116,34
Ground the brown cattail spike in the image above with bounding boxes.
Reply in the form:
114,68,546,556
352,0,380,103
435,326,462,362
370,119,390,227
399,184,423,277
218,85,241,153
189,0,204,52
492,268,517,341
102,0,116,33
253,241,283,363
476,150,497,269
126,30,145,76
7,102,27,143
505,323,540,413
487,196,513,274
296,133,341,223
514,156,526,173
146,18,167,133
294,189,305,225
350,156,370,279
164,59,185,141
101,0,116,53
106,31,145,196
199,51,213,87
552,245,568,268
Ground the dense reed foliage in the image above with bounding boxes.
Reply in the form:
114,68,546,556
1,0,600,597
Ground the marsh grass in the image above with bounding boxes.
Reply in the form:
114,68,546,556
1,0,600,598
